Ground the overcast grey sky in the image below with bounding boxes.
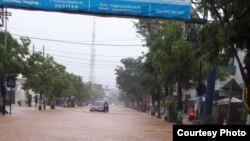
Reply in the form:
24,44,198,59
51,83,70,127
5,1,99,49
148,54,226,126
7,8,148,88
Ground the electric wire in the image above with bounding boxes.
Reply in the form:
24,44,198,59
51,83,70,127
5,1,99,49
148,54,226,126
12,33,143,47
32,47,137,58
9,26,142,41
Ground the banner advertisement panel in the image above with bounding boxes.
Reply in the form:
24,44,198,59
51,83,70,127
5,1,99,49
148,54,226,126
0,0,190,20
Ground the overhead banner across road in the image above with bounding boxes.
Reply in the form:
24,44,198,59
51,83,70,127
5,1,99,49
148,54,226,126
0,0,190,20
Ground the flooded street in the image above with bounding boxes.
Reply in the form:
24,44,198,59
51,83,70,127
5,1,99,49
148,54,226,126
0,106,171,141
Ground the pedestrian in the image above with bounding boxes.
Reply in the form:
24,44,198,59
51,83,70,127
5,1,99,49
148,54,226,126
34,95,38,107
18,100,21,107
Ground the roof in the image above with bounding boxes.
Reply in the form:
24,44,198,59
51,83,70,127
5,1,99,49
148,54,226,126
221,78,241,90
216,97,242,105
220,78,242,97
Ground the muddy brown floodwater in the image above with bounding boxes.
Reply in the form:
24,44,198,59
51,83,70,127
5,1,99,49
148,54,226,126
0,105,172,141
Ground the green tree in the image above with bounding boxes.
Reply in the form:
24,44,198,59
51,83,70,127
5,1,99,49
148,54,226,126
60,73,92,106
135,18,231,121
135,20,200,120
196,1,250,122
115,57,143,109
118,91,134,107
139,53,159,115
49,63,69,109
23,52,64,110
171,40,198,110
69,74,87,106
0,32,29,114
24,52,92,109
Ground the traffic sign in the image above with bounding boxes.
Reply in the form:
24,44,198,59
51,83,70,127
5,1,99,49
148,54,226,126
6,75,16,89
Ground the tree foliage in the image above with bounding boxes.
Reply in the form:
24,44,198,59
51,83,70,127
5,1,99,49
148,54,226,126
131,16,231,120
0,32,29,113
115,57,143,107
23,52,92,108
198,0,250,112
0,32,29,75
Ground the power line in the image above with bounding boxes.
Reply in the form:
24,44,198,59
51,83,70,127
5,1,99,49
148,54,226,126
54,58,118,67
30,49,120,63
9,26,142,41
63,62,115,68
30,49,123,62
33,47,136,58
12,33,143,47
51,54,120,63
79,75,117,81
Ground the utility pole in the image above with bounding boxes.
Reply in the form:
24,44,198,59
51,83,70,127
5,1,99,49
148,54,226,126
185,0,208,120
33,44,35,54
0,7,11,115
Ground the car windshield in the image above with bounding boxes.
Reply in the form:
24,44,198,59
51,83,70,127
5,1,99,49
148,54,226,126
93,101,105,106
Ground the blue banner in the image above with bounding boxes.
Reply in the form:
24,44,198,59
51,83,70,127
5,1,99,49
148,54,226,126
0,0,190,20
